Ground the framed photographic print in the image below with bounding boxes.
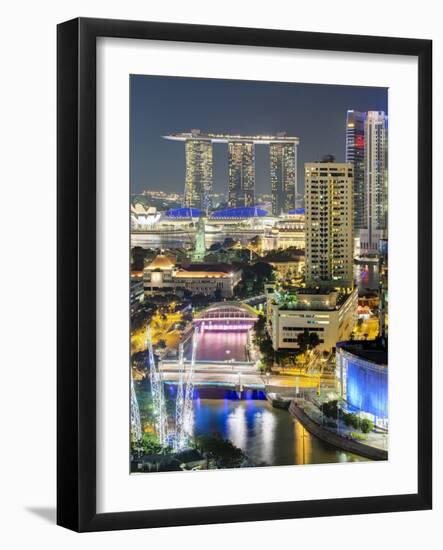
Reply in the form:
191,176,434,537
57,17,432,532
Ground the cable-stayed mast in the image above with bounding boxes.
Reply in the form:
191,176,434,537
174,342,186,451
183,328,199,441
130,372,142,443
146,326,167,446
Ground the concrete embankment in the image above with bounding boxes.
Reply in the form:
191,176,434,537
289,400,388,461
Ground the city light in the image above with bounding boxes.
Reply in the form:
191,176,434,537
130,77,388,473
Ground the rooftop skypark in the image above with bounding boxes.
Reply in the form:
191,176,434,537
163,129,300,144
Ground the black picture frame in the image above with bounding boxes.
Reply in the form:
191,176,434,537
57,17,432,532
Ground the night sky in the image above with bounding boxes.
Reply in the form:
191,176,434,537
130,75,387,197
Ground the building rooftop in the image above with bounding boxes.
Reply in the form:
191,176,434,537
131,203,157,215
287,208,305,215
179,262,237,274
163,130,299,144
145,254,175,270
336,338,388,366
166,207,202,218
211,206,268,219
271,286,354,311
175,270,229,279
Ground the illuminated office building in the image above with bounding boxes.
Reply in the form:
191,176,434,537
183,134,213,211
228,141,255,207
305,156,354,289
270,139,297,215
360,111,388,255
346,110,366,231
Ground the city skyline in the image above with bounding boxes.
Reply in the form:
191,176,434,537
130,75,389,473
130,75,387,197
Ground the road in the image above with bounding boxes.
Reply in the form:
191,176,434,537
159,362,330,391
353,316,379,340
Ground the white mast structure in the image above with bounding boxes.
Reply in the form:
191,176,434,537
174,342,186,451
130,372,142,443
174,328,199,450
183,328,199,443
146,326,167,446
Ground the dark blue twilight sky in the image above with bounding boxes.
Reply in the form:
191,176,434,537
130,75,387,197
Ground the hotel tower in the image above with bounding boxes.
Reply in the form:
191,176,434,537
227,141,255,207
164,130,300,212
270,136,297,215
305,155,354,289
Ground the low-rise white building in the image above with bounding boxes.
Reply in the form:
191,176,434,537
265,285,358,352
143,254,242,298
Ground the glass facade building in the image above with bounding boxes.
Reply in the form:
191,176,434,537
184,139,213,211
363,111,388,252
228,141,255,208
346,110,366,231
163,132,300,211
336,340,388,426
270,142,297,216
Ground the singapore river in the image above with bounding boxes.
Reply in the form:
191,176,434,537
195,330,249,362
132,229,372,467
191,395,367,466
135,380,367,467
354,262,380,292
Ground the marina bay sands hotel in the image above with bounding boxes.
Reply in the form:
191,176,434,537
163,130,300,216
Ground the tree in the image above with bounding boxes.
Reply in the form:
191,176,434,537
344,412,361,430
258,337,275,371
296,329,321,353
236,261,275,297
253,315,266,341
138,433,166,455
193,434,246,468
360,418,374,434
321,400,339,419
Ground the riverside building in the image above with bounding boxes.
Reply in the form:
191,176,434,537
336,339,388,428
305,156,354,290
265,285,358,353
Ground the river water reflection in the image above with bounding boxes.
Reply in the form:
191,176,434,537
192,396,367,466
136,380,367,466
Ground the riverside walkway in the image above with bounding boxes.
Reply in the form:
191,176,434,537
289,398,388,461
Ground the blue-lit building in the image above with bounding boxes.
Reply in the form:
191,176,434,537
166,207,202,218
210,206,268,219
287,208,305,216
336,339,388,427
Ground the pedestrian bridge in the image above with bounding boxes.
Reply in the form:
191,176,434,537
193,302,259,330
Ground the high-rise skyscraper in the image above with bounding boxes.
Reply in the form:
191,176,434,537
361,111,388,255
305,156,354,289
183,134,213,211
345,111,388,256
164,131,300,211
270,138,297,216
346,110,366,231
228,141,255,208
